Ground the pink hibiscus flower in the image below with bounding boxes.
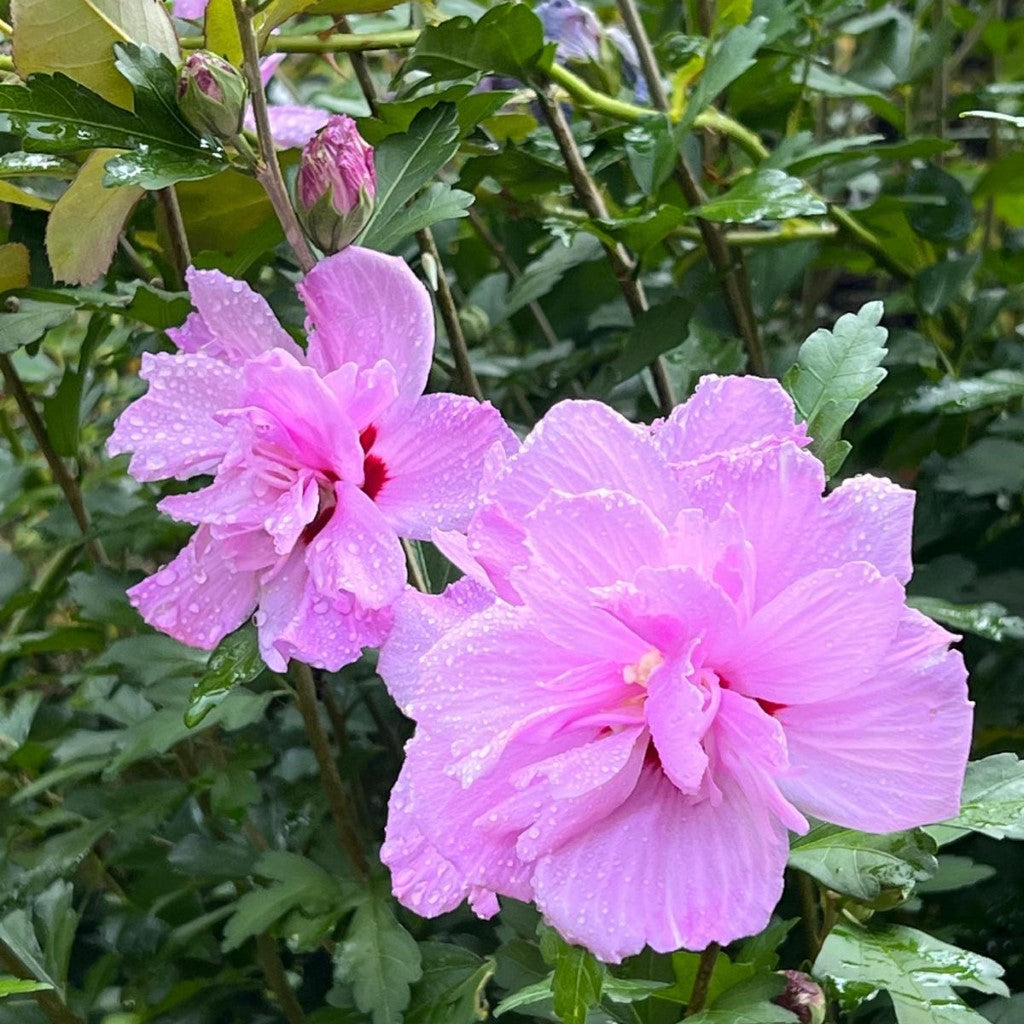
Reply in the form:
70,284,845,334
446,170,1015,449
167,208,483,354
108,247,516,672
378,376,972,962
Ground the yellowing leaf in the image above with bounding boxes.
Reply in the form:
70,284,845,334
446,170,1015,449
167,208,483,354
175,168,272,253
0,180,53,210
45,148,143,284
205,0,243,66
12,0,179,109
718,0,752,28
0,243,30,292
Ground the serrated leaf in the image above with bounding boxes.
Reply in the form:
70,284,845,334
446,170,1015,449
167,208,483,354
783,301,888,475
406,943,496,1024
679,18,768,129
360,104,462,251
501,233,604,320
0,301,75,354
12,0,178,108
186,624,265,727
789,824,937,903
46,149,143,285
402,3,552,84
691,169,826,224
587,205,687,254
927,754,1024,845
333,883,423,1024
815,922,1007,1024
625,116,678,197
905,371,1024,414
363,182,473,254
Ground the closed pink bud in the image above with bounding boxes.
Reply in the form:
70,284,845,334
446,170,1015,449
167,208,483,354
774,971,827,1024
296,115,376,253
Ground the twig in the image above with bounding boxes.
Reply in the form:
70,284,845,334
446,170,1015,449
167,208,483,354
467,206,562,350
157,187,192,286
232,0,317,275
534,89,676,415
333,15,380,117
292,662,370,880
615,0,765,376
684,942,720,1017
0,940,85,1024
183,30,420,54
0,355,107,566
798,870,822,961
255,934,307,1024
417,228,485,401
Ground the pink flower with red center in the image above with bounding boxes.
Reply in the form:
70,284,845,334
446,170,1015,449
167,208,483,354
108,247,516,671
378,376,972,962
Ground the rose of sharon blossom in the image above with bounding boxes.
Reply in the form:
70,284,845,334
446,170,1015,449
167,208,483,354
108,247,515,672
536,0,602,61
378,377,972,962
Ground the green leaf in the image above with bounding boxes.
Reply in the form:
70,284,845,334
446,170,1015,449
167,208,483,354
905,371,1024,414
783,301,888,476
223,851,355,952
332,882,423,1024
914,254,979,315
904,165,973,244
501,234,604,320
625,116,678,197
12,0,178,108
493,977,555,1017
402,4,552,84
46,149,144,285
691,170,826,224
679,18,768,129
587,205,687,254
789,824,937,903
363,183,474,254
185,624,265,728
0,977,53,997
406,943,496,1024
934,438,1024,496
0,692,42,752
0,301,75,355
815,922,1007,1023
909,597,1024,644
0,152,78,178
683,1004,795,1024
0,909,57,990
360,104,462,253
551,942,605,1024
927,754,1024,846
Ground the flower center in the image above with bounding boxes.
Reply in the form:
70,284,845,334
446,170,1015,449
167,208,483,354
359,425,389,501
623,649,663,687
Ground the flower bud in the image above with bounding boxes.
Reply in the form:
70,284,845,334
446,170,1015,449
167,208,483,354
296,115,377,254
178,51,248,142
773,971,827,1024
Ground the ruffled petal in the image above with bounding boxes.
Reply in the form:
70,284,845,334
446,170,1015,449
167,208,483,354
653,375,807,464
778,608,971,831
531,767,789,962
107,352,240,482
171,267,302,362
256,547,390,672
306,482,406,610
128,527,258,650
371,393,517,537
645,653,713,795
298,247,434,400
719,562,905,704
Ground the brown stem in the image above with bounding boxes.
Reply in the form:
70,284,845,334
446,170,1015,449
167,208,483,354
293,662,370,880
233,0,317,275
798,869,822,961
0,355,107,565
416,229,485,401
616,0,765,376
534,89,676,414
684,942,720,1017
0,941,85,1024
255,934,307,1024
157,186,192,286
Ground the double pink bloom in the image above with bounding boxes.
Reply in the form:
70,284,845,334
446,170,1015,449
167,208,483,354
108,248,514,671
379,377,972,962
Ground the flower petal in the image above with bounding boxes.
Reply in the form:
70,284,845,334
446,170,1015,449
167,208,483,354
298,247,434,399
128,527,257,650
171,267,302,362
107,352,240,481
654,375,807,464
372,394,517,537
256,546,390,672
307,482,406,609
531,766,789,962
719,562,905,704
778,608,971,831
